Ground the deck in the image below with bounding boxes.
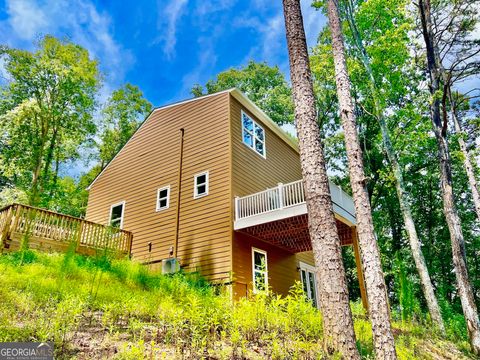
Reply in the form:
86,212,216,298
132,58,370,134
234,179,356,230
233,180,366,308
0,204,133,256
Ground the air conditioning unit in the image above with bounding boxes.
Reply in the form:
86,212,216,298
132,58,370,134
162,258,180,274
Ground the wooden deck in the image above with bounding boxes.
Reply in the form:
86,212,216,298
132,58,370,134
0,204,133,257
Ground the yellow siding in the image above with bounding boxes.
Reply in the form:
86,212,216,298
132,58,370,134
86,90,320,289
230,97,303,197
229,95,315,293
86,93,232,281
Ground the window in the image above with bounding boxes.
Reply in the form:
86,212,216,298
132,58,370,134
156,186,170,211
299,262,318,308
194,171,209,198
252,248,268,292
109,201,125,229
242,111,265,157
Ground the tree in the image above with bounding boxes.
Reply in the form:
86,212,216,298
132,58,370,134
192,61,294,125
282,0,360,357
0,36,100,206
423,0,480,225
98,84,152,169
450,92,480,222
339,0,444,333
417,0,480,353
325,0,397,358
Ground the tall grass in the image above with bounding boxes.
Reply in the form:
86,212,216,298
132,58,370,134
0,249,472,359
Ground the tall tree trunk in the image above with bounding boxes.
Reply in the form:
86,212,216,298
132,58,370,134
450,94,480,222
282,1,360,357
344,0,445,334
39,128,58,199
30,154,44,206
418,0,480,354
326,0,397,358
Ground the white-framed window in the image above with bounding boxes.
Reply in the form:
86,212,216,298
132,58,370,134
194,171,209,199
241,110,266,158
299,262,318,308
252,248,268,292
156,186,170,211
109,201,125,229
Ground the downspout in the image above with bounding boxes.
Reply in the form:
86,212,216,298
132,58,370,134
174,128,185,258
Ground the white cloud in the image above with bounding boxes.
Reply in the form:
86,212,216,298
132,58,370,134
6,0,48,40
233,0,326,75
300,0,327,48
155,0,188,60
195,0,236,17
233,12,286,71
176,37,218,99
0,0,134,86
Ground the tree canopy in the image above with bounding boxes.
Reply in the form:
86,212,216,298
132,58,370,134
192,60,294,125
0,36,100,207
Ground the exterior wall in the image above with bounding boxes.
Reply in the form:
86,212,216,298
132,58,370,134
233,232,298,298
85,89,356,297
232,232,315,299
229,94,315,295
86,92,233,281
230,96,303,196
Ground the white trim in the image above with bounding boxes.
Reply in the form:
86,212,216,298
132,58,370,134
109,200,126,229
156,185,170,211
241,110,266,158
234,202,356,230
299,261,316,273
252,247,268,293
87,89,234,191
299,261,319,308
230,89,298,152
193,171,209,199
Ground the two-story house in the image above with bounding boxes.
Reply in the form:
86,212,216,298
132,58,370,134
85,89,366,306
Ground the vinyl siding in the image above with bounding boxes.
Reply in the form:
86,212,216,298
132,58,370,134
230,97,302,196
86,92,232,281
229,95,316,294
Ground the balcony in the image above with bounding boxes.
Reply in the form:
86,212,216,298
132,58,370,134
233,180,356,253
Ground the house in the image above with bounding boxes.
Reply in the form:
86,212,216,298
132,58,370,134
85,88,366,306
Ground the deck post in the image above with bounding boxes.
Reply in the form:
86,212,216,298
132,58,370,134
352,227,368,311
234,196,240,221
0,206,14,250
277,183,284,209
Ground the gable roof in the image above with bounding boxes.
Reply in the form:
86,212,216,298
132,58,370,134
87,88,298,190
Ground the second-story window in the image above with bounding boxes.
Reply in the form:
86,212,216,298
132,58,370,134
242,111,265,157
156,186,170,211
194,171,209,198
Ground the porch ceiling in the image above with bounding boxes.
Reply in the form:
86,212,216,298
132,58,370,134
237,214,354,253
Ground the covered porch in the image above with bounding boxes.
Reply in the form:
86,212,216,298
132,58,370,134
233,180,367,308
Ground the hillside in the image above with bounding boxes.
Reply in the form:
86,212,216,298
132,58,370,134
0,250,473,359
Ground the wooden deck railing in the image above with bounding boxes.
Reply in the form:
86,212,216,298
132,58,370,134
0,203,133,256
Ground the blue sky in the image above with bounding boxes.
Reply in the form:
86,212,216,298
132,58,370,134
0,0,327,107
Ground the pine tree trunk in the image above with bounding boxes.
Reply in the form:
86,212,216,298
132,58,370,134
450,96,480,223
418,0,480,354
282,1,360,357
344,1,445,334
326,0,397,358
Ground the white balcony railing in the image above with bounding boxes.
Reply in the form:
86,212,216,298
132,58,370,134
234,179,355,224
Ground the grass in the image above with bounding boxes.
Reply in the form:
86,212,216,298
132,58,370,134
0,249,473,359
